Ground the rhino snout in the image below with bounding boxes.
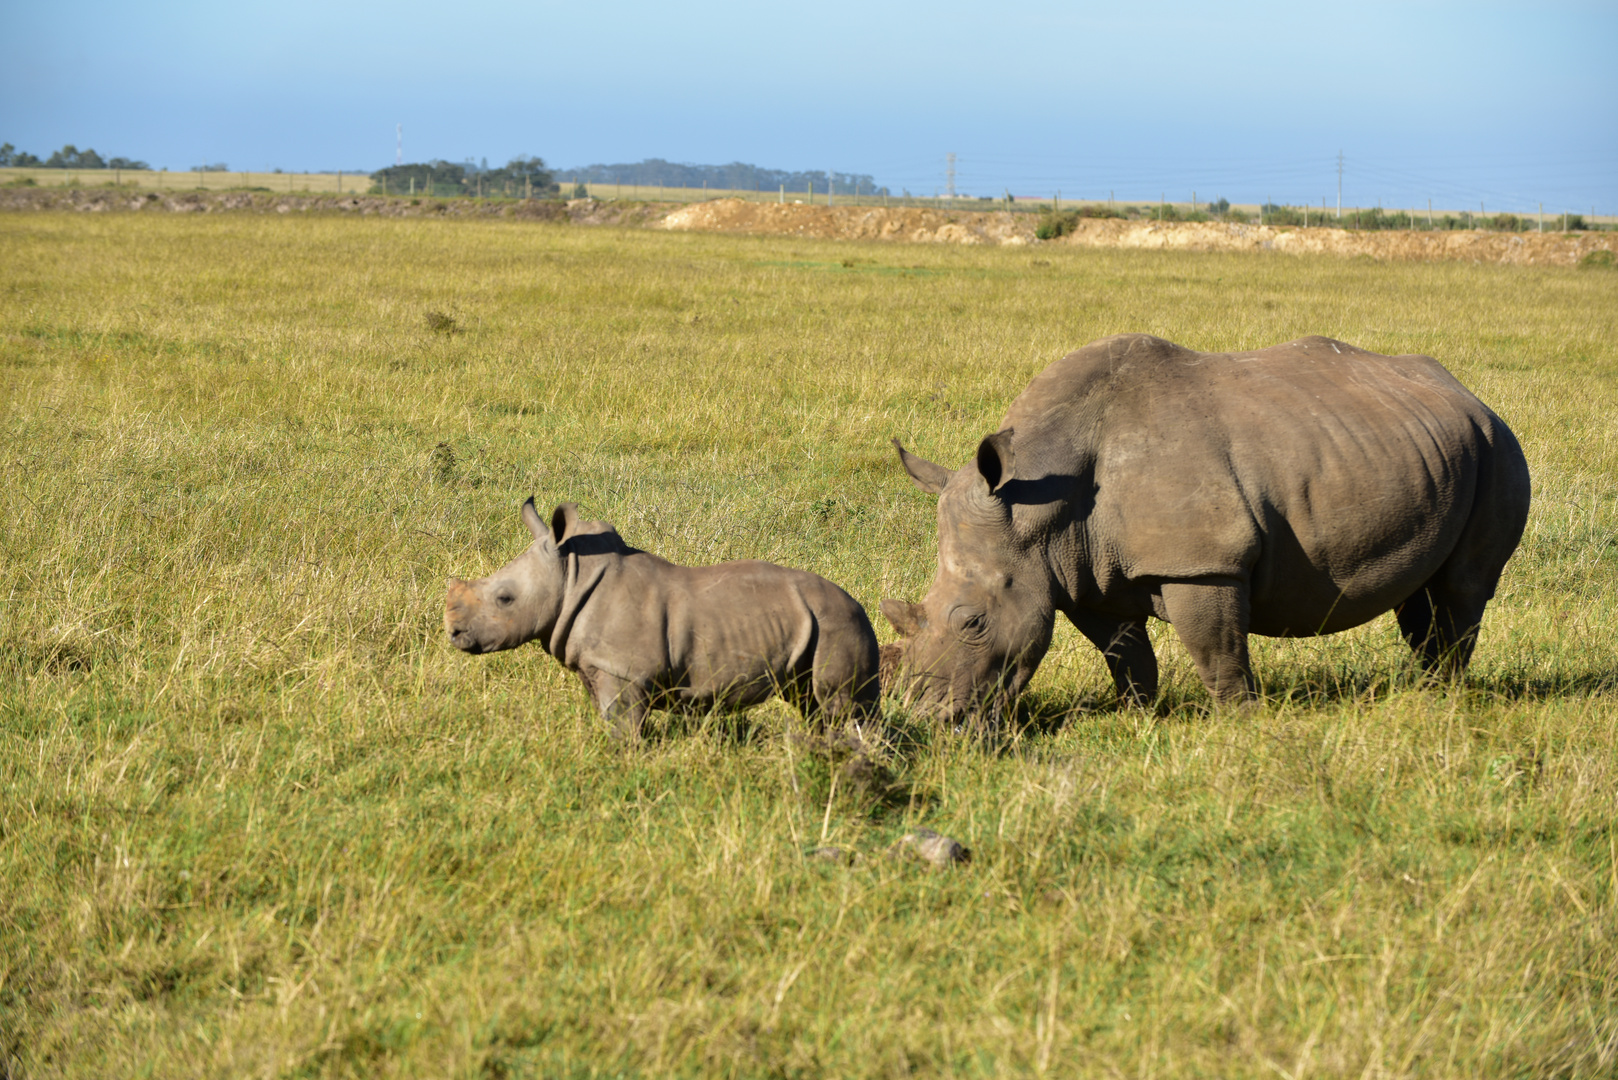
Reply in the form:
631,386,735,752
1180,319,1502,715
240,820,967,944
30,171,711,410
444,577,487,653
446,625,484,653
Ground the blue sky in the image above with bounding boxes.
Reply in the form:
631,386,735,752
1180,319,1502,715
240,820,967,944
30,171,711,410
3,0,1614,212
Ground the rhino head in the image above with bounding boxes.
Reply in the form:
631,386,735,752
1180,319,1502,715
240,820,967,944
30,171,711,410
882,432,1057,723
445,499,591,655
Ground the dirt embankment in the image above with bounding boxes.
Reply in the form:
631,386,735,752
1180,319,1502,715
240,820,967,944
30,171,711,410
1044,216,1617,267
6,187,1613,267
661,198,1034,246
664,198,1617,268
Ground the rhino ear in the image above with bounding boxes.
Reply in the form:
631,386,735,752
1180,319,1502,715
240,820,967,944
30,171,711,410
521,498,549,542
551,502,581,544
976,428,1015,492
880,598,929,637
892,438,953,495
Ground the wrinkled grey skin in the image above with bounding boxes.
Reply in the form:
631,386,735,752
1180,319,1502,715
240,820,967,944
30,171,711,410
447,499,880,740
883,334,1531,719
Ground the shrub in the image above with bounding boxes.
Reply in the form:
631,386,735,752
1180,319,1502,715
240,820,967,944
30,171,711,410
1035,209,1081,240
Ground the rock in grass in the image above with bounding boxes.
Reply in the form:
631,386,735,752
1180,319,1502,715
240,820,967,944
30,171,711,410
809,846,857,865
894,828,971,867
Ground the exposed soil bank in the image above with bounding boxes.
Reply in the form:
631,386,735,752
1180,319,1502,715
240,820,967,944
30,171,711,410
5,188,1613,267
663,198,1618,267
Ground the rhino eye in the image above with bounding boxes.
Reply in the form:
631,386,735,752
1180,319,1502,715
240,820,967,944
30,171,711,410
496,591,515,606
950,609,988,638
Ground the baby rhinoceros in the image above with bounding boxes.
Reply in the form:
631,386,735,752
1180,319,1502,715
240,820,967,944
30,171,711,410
445,499,881,741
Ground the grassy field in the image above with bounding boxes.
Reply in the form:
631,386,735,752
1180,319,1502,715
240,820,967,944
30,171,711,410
2,211,1616,1079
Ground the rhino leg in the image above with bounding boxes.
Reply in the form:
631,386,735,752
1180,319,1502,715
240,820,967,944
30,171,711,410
1067,610,1157,706
1398,439,1528,681
1396,585,1489,679
584,669,651,743
1158,578,1255,703
809,646,881,733
799,606,881,733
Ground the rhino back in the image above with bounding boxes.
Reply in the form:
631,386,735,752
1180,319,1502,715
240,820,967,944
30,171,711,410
1006,334,1518,632
575,557,867,706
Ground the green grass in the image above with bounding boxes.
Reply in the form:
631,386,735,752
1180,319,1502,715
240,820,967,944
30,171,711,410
2,212,1616,1079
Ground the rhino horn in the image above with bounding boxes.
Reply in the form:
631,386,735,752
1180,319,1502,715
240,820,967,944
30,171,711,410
892,438,953,495
880,598,928,636
976,428,1015,492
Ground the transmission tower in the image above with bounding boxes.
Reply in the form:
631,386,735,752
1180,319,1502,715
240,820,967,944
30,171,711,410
946,152,956,200
1336,150,1343,219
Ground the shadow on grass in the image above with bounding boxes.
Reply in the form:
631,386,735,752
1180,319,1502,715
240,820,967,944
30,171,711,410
1255,660,1617,709
878,658,1618,752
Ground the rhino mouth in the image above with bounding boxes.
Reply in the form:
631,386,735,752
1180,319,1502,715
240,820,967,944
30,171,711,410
447,629,486,654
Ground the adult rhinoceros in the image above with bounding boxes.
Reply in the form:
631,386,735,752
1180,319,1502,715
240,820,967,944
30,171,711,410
881,334,1530,717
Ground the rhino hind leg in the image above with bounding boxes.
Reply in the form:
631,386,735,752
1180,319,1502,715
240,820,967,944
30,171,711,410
1158,578,1256,703
807,639,882,732
1397,431,1529,682
1068,610,1158,706
1396,585,1489,680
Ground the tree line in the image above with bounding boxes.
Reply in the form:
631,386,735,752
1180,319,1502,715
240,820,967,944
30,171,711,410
1,143,149,170
369,157,556,197
557,158,886,197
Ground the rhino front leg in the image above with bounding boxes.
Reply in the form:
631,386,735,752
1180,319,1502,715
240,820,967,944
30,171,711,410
583,669,652,743
1067,609,1157,706
1158,578,1255,703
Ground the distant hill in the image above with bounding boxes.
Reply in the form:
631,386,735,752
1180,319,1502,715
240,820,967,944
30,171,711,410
557,158,886,197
